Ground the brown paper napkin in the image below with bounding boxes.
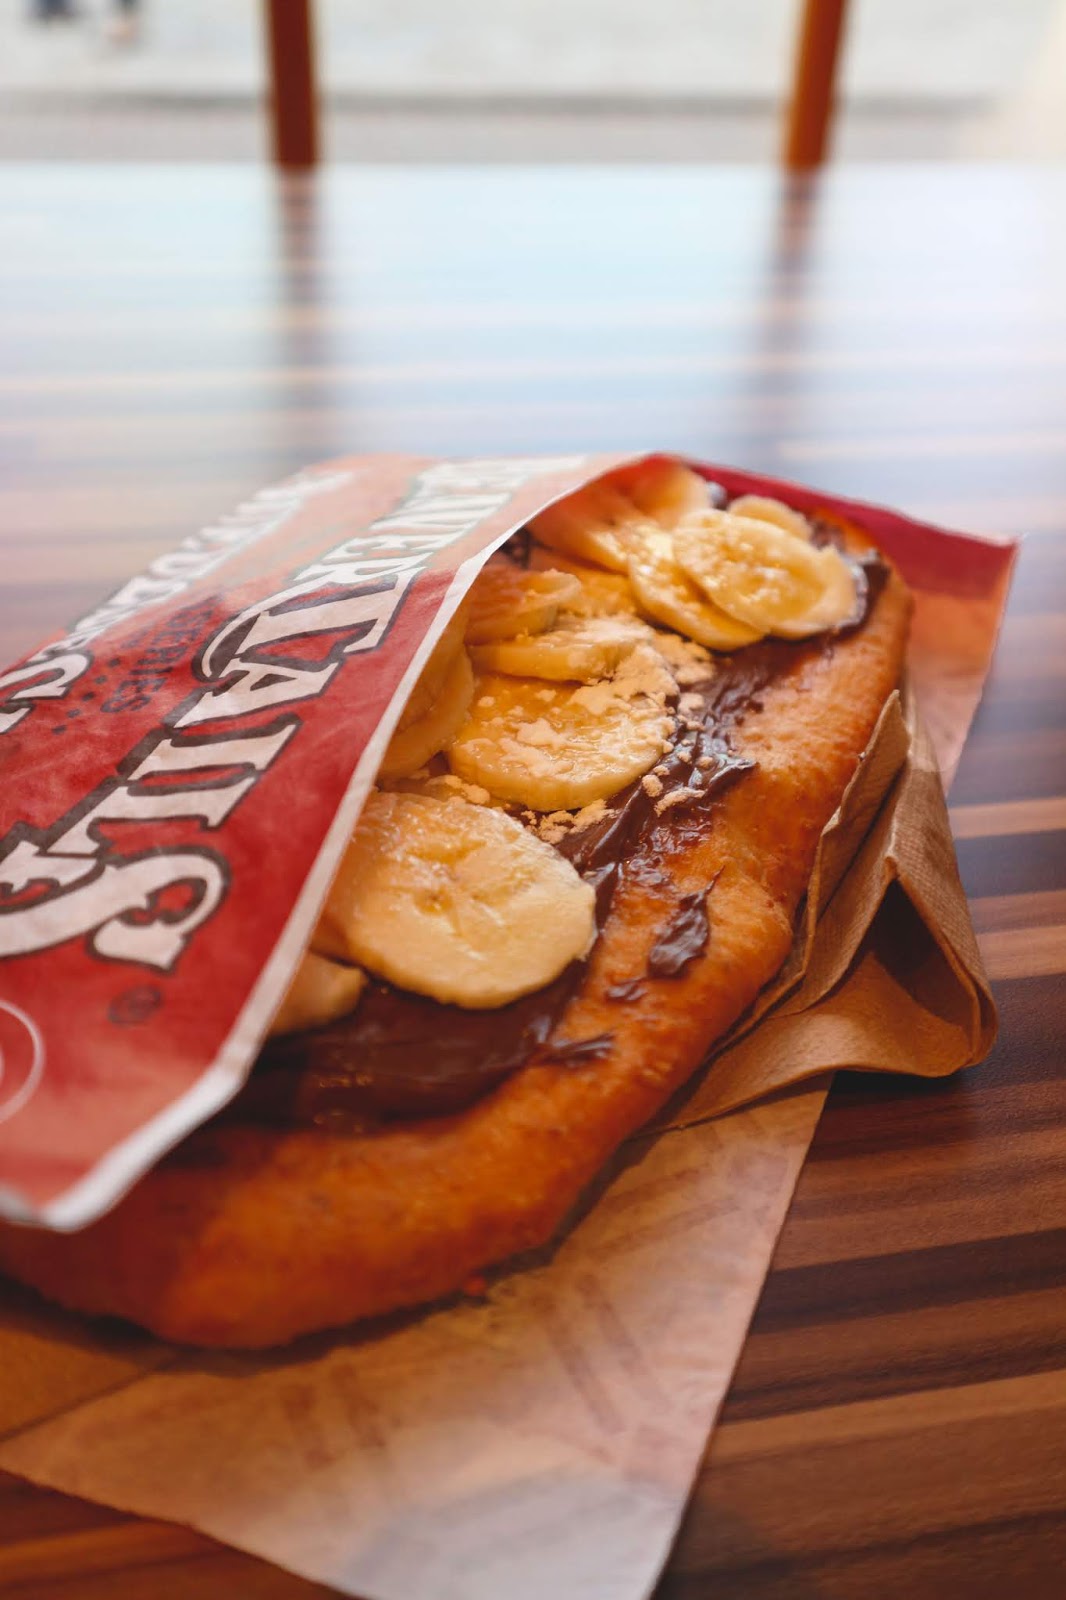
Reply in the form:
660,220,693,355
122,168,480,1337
666,685,996,1130
0,1087,825,1600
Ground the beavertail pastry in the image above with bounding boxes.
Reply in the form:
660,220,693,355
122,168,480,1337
0,460,912,1346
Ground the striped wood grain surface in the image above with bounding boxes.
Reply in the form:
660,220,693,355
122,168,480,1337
0,165,1064,1598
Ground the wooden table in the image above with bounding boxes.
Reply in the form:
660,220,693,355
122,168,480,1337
1,164,1064,1598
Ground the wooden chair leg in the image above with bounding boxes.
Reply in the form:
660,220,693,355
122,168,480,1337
783,0,851,170
264,0,319,169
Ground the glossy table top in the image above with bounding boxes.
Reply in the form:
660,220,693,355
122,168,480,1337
1,163,1065,1598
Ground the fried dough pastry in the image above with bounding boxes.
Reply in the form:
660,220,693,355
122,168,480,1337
0,534,911,1347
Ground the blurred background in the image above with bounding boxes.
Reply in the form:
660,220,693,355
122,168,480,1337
2,0,1065,164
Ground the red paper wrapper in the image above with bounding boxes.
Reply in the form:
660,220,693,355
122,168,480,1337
0,454,1014,1229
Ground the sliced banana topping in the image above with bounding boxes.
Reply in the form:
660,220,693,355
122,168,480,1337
527,544,640,617
469,614,649,684
383,768,508,808
674,510,856,639
530,480,654,573
649,627,716,685
291,474,878,1027
449,644,675,811
465,565,582,644
396,602,469,732
627,527,763,650
611,458,712,528
315,792,596,1009
777,545,859,637
728,494,812,543
269,952,367,1037
379,647,474,780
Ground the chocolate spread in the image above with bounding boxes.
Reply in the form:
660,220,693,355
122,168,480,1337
230,539,886,1131
646,885,715,978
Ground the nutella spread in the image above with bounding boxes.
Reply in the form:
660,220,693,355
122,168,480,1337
646,886,714,978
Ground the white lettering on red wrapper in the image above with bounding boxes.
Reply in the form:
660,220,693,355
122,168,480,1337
0,850,226,970
54,723,298,857
0,653,92,736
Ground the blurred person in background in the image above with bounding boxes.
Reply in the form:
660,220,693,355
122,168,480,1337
31,0,77,20
29,0,140,44
106,0,140,45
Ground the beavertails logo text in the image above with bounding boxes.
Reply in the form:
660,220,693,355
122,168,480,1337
0,457,583,973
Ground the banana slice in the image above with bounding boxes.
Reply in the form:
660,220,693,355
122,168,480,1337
612,457,712,528
379,648,475,780
315,792,596,1009
383,768,508,809
528,544,640,617
397,602,469,731
269,951,367,1037
469,614,649,683
674,511,856,639
465,565,582,644
449,645,675,811
530,480,654,573
626,527,763,650
728,494,812,543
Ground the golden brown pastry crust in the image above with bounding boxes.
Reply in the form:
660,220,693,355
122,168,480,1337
0,547,911,1347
